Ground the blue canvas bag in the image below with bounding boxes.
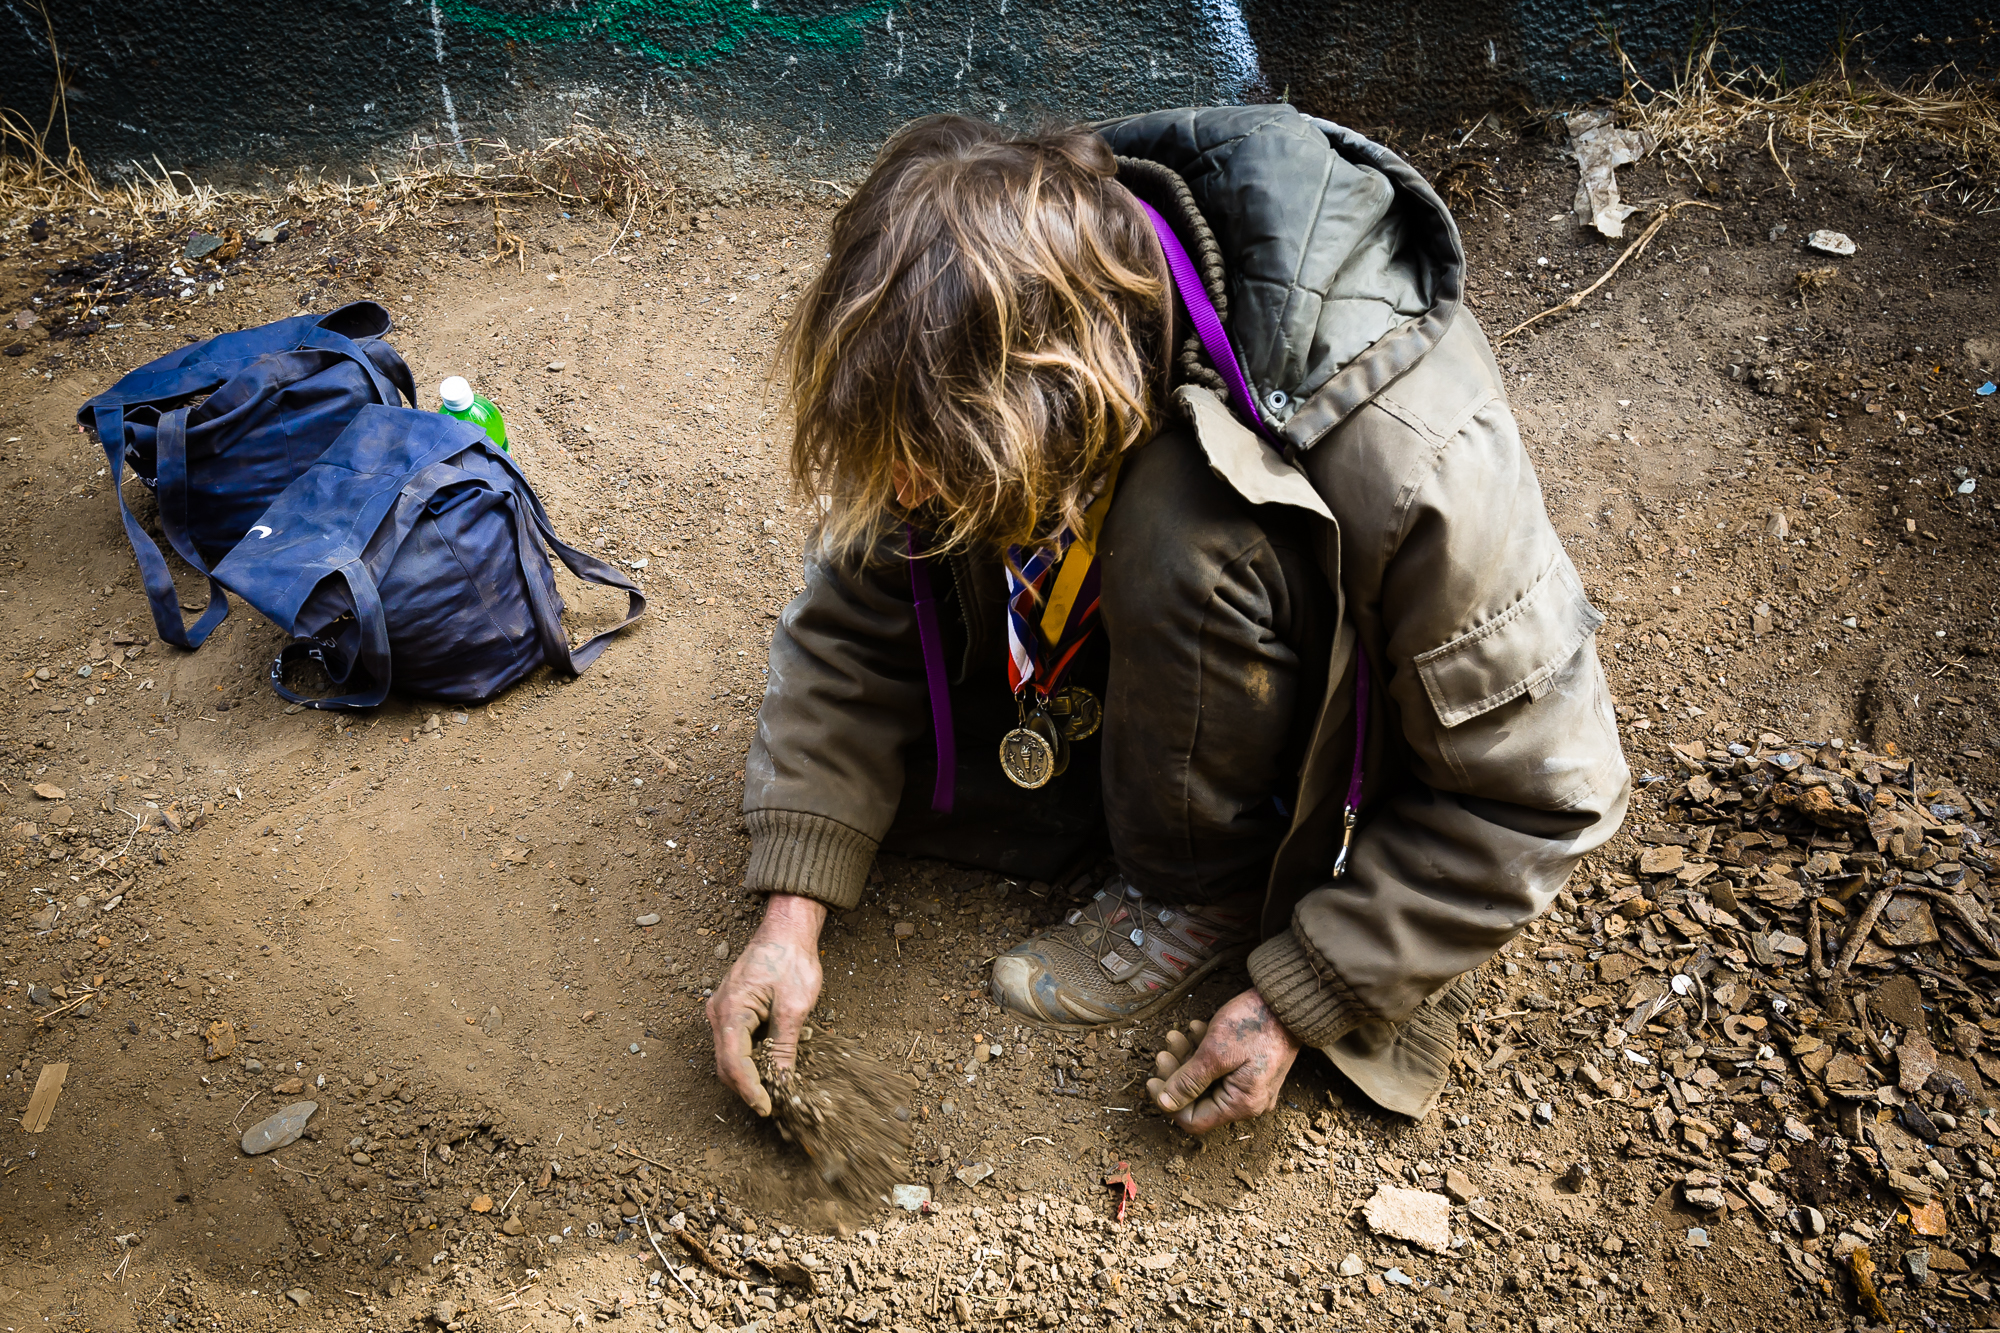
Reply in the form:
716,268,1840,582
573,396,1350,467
215,404,646,710
77,302,416,650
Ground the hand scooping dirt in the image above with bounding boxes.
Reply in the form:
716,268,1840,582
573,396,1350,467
756,1027,915,1205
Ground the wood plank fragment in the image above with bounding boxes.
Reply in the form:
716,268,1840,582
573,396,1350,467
22,1063,68,1133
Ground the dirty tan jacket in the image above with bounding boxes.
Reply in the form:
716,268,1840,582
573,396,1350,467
742,107,1630,1117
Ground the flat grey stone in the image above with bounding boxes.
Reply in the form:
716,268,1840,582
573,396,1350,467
241,1101,318,1155
635,913,661,927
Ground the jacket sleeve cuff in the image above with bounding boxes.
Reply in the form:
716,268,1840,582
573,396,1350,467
1248,928,1373,1048
742,809,878,911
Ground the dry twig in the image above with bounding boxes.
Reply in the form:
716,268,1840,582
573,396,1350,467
1497,201,1721,341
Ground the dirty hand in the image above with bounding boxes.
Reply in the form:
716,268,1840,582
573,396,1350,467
706,893,826,1117
1146,987,1302,1134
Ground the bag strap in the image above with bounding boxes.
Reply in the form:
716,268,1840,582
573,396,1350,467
266,560,394,710
295,325,411,407
90,401,231,649
516,493,648,671
1135,199,1279,445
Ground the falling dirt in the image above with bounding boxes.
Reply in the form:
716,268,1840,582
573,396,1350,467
760,1029,916,1206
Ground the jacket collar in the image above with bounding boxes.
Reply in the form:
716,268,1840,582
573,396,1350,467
1102,106,1466,458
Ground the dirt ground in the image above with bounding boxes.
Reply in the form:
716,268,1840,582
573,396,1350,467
0,112,1995,1333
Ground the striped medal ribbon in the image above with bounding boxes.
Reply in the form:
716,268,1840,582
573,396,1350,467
997,457,1121,788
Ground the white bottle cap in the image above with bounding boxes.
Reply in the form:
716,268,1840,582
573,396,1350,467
439,376,474,412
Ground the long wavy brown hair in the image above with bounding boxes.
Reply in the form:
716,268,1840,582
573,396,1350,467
777,116,1169,560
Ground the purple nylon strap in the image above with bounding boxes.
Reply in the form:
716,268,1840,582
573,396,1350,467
1137,199,1370,875
1332,653,1370,878
1136,199,1278,445
906,524,956,813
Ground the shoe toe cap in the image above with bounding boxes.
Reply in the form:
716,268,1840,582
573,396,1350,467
990,949,1080,1024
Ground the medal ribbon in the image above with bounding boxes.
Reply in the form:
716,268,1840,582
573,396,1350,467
1004,454,1123,699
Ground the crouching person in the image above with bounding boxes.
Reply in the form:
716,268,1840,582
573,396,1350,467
707,107,1629,1132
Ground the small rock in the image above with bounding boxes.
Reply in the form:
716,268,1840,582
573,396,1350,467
1876,898,1939,948
351,1152,373,1166
1383,1267,1414,1287
1686,1227,1710,1248
546,361,567,372
31,783,64,800
1805,229,1856,257
204,1020,237,1061
1637,846,1685,876
1745,1180,1784,1211
635,913,661,927
973,1042,992,1064
241,1102,318,1155
273,1078,305,1095
1683,1185,1727,1213
26,984,54,1007
1896,1033,1940,1093
890,1184,932,1211
1557,1161,1593,1194
955,1161,994,1188
432,1300,457,1326
480,1006,503,1036
470,1194,493,1213
285,1289,311,1308
1362,1185,1452,1253
713,941,730,960
1338,1253,1365,1277
894,922,917,939
1443,1169,1478,1204
243,1059,265,1075
183,232,225,259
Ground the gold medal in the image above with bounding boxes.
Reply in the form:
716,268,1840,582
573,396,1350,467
1000,699,1069,788
1048,685,1102,742
999,725,1057,789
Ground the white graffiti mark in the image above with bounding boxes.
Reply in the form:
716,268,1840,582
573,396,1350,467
430,0,469,162
1194,0,1262,103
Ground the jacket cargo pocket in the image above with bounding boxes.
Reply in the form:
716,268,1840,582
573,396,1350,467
1413,555,1605,729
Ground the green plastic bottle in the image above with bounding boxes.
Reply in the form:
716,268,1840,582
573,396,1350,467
437,376,509,451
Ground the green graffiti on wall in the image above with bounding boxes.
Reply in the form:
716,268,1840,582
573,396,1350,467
438,0,890,68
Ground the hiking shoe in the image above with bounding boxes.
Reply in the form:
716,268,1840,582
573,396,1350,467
989,880,1256,1026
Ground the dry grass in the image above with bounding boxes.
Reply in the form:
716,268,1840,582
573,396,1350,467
3,62,678,238
1612,25,2000,213
1793,265,1838,294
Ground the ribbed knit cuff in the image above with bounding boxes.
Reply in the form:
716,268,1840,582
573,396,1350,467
741,809,878,911
1248,929,1373,1048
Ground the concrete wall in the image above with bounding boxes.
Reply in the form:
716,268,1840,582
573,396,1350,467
1,1,1984,187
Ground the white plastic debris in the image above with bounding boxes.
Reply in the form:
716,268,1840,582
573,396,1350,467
1567,109,1655,238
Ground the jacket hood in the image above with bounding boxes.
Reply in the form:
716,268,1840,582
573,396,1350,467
1098,105,1465,454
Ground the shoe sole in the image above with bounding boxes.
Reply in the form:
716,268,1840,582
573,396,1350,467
994,938,1255,1028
